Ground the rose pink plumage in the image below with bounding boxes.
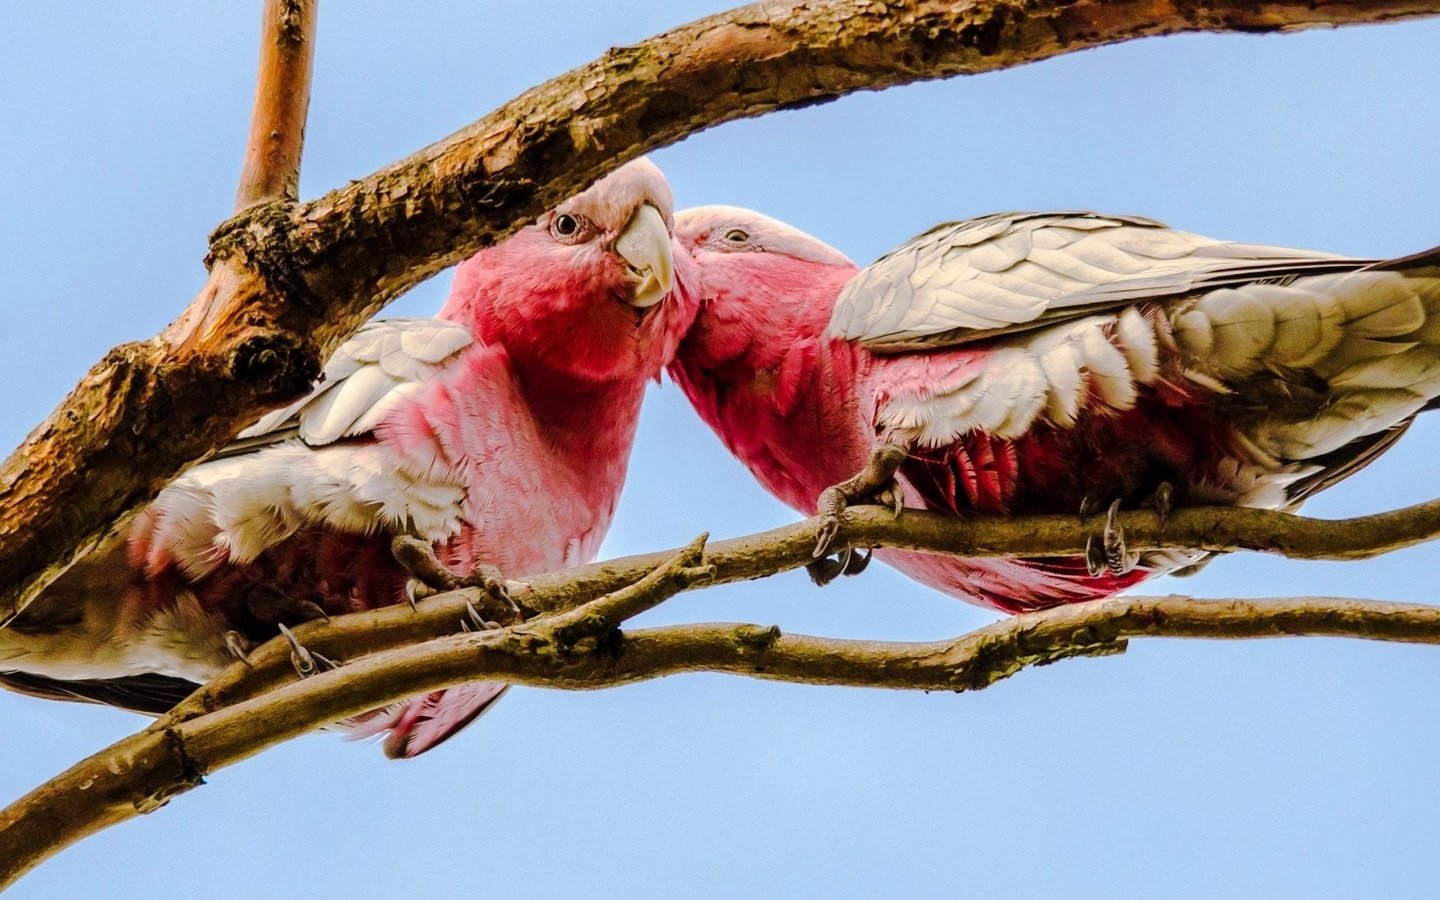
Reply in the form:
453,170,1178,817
669,206,1440,612
0,159,693,757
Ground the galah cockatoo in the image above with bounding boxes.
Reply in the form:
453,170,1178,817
669,207,1440,611
0,159,691,757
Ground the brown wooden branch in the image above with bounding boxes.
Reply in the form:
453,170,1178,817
152,495,1440,724
234,0,318,210
7,589,1440,888
3,0,1437,627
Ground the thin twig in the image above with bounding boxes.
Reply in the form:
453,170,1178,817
234,0,318,210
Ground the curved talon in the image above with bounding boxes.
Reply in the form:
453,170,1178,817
1152,481,1176,531
877,485,905,519
813,515,842,560
806,553,843,586
224,631,253,667
844,546,873,577
1084,533,1106,578
806,543,874,586
460,565,523,621
1078,493,1101,521
464,600,487,631
277,623,336,678
1085,499,1141,577
1101,499,1140,576
244,584,331,626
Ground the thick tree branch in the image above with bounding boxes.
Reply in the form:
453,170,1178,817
3,0,1436,625
6,588,1440,888
234,0,317,210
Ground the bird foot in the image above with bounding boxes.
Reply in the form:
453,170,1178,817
277,623,338,678
223,630,254,667
806,545,873,587
813,443,908,561
391,535,526,623
243,582,330,627
458,600,504,633
1084,498,1141,577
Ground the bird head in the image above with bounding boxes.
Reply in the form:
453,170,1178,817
671,206,858,366
445,157,694,382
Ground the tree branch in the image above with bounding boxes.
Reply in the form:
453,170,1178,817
153,496,1440,723
3,0,1437,624
6,588,1440,888
234,0,318,210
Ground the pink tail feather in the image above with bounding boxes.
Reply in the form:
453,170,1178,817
344,681,509,759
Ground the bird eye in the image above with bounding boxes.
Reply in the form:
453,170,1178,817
724,228,749,244
551,213,585,242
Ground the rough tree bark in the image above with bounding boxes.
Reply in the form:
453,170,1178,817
3,0,1437,624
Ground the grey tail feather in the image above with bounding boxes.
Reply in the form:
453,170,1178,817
1284,420,1413,505
0,671,198,715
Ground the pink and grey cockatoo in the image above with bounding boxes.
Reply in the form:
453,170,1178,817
669,207,1440,612
0,159,691,757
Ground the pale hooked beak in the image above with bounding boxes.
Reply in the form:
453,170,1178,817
614,203,674,309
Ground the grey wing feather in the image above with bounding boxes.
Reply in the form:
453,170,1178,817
216,318,473,459
830,212,1373,351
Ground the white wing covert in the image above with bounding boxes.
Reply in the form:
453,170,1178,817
137,318,476,578
226,318,474,454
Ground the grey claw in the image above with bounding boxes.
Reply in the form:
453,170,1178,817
224,631,253,667
881,485,904,519
294,599,331,623
1078,493,1101,521
1085,533,1106,578
277,623,335,678
813,517,841,559
461,600,503,633
806,555,842,587
1152,482,1175,531
465,600,487,631
843,546,873,577
1101,499,1139,576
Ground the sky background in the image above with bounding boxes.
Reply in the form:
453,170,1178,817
3,3,1440,897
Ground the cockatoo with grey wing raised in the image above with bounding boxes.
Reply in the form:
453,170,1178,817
0,158,694,757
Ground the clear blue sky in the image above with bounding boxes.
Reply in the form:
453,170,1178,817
3,4,1440,897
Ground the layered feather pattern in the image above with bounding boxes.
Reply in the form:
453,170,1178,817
671,206,1440,613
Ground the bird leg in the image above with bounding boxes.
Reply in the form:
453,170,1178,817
391,535,526,623
277,623,337,678
813,442,908,565
1084,499,1141,577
